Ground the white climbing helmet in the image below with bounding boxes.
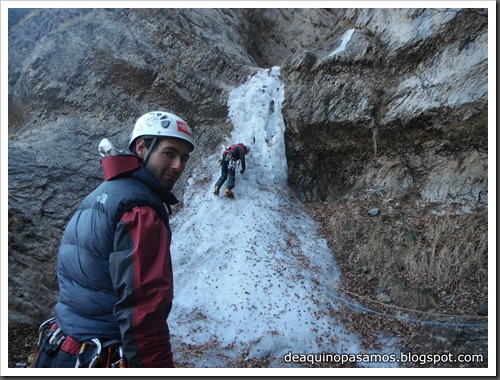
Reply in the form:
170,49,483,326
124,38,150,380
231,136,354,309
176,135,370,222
128,111,195,152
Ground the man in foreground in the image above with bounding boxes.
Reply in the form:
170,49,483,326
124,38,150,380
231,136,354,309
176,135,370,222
32,111,194,368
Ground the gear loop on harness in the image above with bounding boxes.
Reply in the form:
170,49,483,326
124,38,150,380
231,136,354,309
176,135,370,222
75,338,102,368
30,317,128,368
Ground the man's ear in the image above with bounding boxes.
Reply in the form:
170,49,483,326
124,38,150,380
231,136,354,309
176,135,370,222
135,138,147,159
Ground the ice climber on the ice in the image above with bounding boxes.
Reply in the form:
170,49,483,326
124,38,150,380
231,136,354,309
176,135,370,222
214,143,250,198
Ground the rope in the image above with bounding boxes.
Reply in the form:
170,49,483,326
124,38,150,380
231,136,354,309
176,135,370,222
335,292,488,328
338,287,488,321
313,276,487,328
321,274,488,328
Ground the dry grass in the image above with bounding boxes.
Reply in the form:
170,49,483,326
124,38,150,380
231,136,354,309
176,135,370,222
307,196,488,315
306,194,488,368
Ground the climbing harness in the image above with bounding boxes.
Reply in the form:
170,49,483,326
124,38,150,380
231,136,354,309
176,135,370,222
228,158,237,171
223,150,236,170
30,318,128,368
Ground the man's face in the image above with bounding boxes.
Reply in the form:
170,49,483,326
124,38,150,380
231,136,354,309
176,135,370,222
137,138,190,190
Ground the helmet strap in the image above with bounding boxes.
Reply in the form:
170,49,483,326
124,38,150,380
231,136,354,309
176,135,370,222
142,137,158,166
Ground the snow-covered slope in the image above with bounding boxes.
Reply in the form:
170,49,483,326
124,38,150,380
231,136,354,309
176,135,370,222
168,68,386,368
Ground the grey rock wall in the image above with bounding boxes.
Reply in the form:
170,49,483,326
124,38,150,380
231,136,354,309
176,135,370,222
7,7,488,323
281,8,488,205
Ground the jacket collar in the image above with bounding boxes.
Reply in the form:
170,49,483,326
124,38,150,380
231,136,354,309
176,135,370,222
101,155,179,207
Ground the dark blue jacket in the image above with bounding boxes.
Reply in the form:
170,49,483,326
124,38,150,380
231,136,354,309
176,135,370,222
55,154,178,367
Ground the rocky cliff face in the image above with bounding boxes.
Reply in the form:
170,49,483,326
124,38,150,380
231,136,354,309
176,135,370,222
7,8,488,324
282,9,487,205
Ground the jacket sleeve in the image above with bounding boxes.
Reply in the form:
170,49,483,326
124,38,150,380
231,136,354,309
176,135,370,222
109,206,175,367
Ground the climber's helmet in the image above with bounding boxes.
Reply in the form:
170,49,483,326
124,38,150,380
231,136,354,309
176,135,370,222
129,111,195,153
